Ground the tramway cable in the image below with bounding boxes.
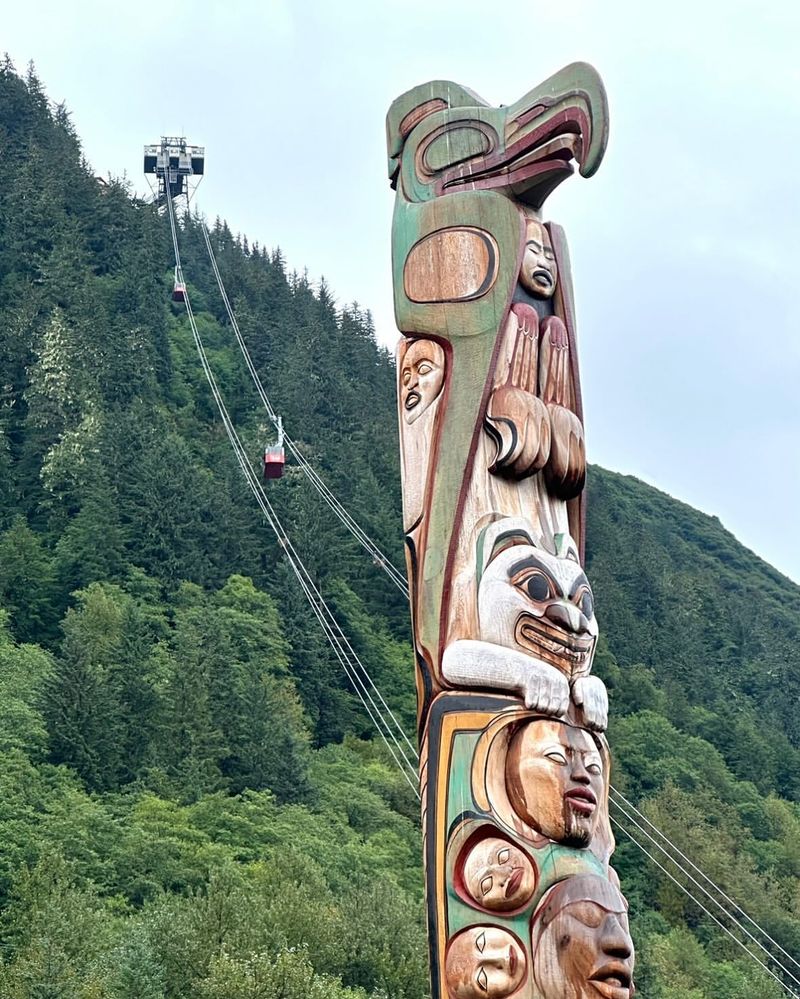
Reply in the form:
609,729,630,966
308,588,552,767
163,193,420,796
199,220,410,598
610,810,800,998
610,785,800,983
192,215,416,764
166,201,420,794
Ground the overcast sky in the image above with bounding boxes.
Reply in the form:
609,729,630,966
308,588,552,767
4,0,799,582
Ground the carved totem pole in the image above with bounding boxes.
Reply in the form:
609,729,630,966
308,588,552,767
387,64,635,999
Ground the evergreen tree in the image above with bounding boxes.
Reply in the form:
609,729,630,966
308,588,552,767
0,612,53,758
0,516,58,644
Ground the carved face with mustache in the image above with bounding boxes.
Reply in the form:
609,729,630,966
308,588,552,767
506,718,605,847
532,876,635,999
519,216,557,299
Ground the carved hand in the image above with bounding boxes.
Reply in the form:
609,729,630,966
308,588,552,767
520,658,571,715
442,639,569,717
486,387,551,478
571,675,608,732
545,403,586,498
485,303,551,478
539,316,572,407
508,304,539,395
539,315,586,498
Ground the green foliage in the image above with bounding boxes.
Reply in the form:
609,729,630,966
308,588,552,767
587,466,800,797
197,948,369,999
0,614,53,758
645,927,786,999
0,518,58,646
99,923,166,999
0,852,115,998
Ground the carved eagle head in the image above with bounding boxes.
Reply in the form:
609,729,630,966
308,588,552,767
386,63,609,210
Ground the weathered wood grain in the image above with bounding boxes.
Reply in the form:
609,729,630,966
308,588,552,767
387,64,631,999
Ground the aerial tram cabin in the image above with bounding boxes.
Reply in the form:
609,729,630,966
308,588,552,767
263,416,285,480
172,267,186,303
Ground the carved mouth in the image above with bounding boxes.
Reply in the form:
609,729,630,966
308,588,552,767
505,867,524,898
564,787,598,816
508,945,518,976
404,390,421,410
589,963,632,999
531,268,554,288
515,615,595,676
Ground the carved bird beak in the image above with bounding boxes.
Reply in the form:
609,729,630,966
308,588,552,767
440,62,609,208
506,62,609,180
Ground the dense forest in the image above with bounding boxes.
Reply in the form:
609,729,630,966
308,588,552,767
0,60,797,998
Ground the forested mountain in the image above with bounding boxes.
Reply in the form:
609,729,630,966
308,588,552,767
0,60,796,998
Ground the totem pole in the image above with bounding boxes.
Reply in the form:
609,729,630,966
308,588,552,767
387,64,635,999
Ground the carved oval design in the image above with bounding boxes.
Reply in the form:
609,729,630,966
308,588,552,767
404,227,498,303
421,125,491,173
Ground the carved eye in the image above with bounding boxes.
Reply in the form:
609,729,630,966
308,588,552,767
421,125,492,173
477,967,489,992
524,571,551,602
497,848,510,864
571,902,604,928
545,750,568,765
402,368,412,386
480,876,493,896
585,754,603,776
417,362,433,375
575,587,594,619
476,932,486,953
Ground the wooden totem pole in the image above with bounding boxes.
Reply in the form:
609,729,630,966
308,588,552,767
387,64,635,999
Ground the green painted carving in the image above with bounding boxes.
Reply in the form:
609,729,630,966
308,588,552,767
388,64,634,999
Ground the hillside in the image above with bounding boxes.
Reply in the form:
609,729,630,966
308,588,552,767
0,60,796,998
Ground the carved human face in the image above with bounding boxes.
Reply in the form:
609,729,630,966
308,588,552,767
400,339,445,424
462,837,536,912
506,720,604,846
445,926,526,999
533,879,635,999
478,537,597,679
519,218,557,298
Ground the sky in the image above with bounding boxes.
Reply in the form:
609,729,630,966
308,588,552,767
4,0,800,582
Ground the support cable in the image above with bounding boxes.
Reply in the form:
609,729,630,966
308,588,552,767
164,195,419,796
170,202,418,776
611,796,799,996
199,220,409,598
193,215,416,761
171,227,419,793
611,786,800,979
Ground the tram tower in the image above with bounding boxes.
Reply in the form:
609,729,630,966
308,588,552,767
143,136,204,202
